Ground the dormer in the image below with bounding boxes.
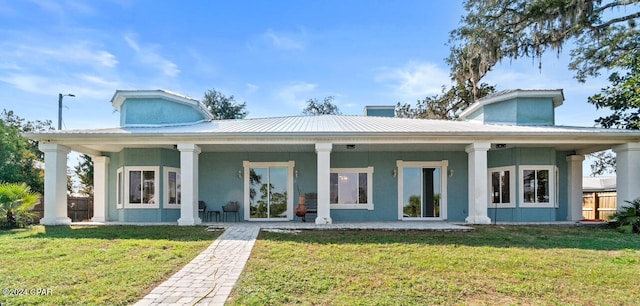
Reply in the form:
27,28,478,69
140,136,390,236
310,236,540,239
111,90,213,127
363,105,395,117
459,89,564,126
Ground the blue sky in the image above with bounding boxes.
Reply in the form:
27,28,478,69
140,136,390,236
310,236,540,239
0,0,614,131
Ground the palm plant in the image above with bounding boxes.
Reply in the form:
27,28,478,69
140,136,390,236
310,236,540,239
608,198,640,234
0,182,40,228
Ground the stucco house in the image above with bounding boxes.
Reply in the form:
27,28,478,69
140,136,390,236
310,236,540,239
25,89,640,225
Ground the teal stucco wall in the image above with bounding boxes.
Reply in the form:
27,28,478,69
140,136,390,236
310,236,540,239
106,148,180,222
480,97,555,126
487,147,571,222
106,147,573,223
364,107,395,117
121,98,205,126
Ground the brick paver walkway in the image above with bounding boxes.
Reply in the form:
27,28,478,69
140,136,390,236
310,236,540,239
134,225,260,306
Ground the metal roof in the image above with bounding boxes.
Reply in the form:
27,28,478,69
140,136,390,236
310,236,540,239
583,176,617,191
26,114,640,136
22,114,640,155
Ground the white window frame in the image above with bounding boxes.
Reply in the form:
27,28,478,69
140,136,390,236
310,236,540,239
116,167,123,209
329,167,374,210
164,167,181,209
519,165,555,208
123,166,160,209
243,161,295,221
396,160,448,220
488,166,516,208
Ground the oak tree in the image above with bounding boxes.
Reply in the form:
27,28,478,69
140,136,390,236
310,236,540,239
202,89,248,119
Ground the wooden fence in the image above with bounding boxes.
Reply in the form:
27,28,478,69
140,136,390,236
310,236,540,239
582,192,617,221
32,197,94,222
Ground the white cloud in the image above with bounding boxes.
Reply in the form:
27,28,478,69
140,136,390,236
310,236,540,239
274,81,318,108
1,41,118,69
0,39,121,98
0,73,118,99
375,61,451,102
27,0,65,17
245,83,259,95
261,28,306,50
124,34,180,77
187,49,216,75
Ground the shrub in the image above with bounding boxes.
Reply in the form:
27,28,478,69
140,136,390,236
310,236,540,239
608,198,640,234
0,182,40,228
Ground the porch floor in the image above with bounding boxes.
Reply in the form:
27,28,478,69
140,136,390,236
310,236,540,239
206,221,474,231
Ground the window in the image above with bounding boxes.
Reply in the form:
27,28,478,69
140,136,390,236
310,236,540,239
164,167,181,209
123,166,159,208
116,168,123,209
330,167,374,210
519,166,555,208
488,166,515,208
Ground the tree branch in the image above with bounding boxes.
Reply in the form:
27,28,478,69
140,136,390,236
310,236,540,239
594,0,640,14
591,12,640,31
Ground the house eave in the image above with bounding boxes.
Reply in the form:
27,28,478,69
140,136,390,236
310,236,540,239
24,130,640,144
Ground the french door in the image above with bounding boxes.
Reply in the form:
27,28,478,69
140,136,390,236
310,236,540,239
397,160,448,220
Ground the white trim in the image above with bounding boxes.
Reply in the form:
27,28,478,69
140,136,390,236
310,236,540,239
329,166,374,210
163,167,181,209
243,161,295,221
123,166,160,209
519,165,555,208
555,166,560,209
396,160,448,220
116,167,124,209
487,166,516,208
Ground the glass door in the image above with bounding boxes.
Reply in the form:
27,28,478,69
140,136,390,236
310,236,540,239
397,160,447,220
247,166,290,220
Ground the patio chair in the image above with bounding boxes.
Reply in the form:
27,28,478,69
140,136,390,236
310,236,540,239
222,201,240,222
301,193,317,222
198,201,208,222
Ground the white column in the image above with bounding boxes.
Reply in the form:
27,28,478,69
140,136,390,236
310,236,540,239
177,144,202,226
613,143,640,211
465,143,492,224
91,156,110,222
39,143,71,225
566,155,585,221
315,143,332,224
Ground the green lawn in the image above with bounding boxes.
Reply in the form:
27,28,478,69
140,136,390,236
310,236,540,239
0,225,220,305
229,226,640,305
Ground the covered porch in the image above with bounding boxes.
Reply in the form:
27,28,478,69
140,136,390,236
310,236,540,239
36,138,640,226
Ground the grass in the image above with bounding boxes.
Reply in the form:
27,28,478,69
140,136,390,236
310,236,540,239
229,225,640,305
0,225,220,305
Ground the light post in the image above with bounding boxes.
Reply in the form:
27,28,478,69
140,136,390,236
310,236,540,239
58,93,75,130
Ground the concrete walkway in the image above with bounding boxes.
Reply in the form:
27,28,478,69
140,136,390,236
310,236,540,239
134,222,472,306
134,225,260,306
